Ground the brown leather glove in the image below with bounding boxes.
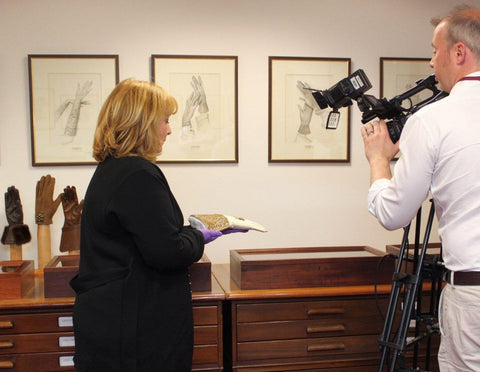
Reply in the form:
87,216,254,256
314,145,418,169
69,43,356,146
59,186,84,252
35,175,62,225
1,186,31,245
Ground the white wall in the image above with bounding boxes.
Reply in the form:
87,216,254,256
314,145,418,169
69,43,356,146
1,0,477,266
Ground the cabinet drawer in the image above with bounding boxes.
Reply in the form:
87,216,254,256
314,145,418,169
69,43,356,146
237,334,378,362
0,333,74,354
236,298,385,323
237,315,384,342
0,352,75,371
0,313,73,335
193,344,219,365
193,305,218,325
194,325,218,345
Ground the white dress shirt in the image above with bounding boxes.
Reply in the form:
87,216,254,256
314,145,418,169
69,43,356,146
368,72,480,271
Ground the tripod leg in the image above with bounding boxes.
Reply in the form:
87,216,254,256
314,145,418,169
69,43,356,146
378,224,411,372
378,200,438,372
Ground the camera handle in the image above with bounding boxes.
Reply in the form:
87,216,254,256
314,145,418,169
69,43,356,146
358,75,447,125
378,199,445,372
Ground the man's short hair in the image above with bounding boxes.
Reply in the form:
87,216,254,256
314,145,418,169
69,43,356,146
431,4,480,59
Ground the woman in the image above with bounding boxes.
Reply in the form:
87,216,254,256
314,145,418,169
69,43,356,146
71,79,222,371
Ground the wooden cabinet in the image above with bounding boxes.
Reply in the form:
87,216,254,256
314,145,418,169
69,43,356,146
213,264,439,372
0,273,224,372
192,296,224,371
0,310,75,371
234,298,384,367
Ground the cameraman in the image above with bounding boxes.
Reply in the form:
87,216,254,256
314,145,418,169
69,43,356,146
362,6,480,371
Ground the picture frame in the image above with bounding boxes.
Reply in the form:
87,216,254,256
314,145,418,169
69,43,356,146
151,55,238,163
380,57,432,101
268,57,351,163
28,54,119,166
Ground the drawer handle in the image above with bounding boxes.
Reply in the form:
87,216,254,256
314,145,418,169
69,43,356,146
306,324,345,334
0,321,13,330
0,341,14,349
307,342,345,352
307,307,344,316
0,361,15,369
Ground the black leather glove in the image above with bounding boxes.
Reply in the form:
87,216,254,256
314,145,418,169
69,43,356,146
1,186,31,245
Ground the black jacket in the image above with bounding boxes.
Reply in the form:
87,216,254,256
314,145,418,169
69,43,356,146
71,156,204,372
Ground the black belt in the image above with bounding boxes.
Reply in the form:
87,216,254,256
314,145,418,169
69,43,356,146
444,270,480,285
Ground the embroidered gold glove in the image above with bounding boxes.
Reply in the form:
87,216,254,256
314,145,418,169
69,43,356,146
189,214,267,232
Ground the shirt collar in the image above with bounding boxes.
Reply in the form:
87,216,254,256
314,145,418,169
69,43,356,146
450,71,480,94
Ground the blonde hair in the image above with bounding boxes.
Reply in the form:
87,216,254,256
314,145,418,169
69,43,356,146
93,79,177,163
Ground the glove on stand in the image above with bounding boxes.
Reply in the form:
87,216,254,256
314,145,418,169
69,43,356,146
1,186,31,260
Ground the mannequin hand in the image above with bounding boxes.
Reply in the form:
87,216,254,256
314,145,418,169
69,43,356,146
198,228,222,244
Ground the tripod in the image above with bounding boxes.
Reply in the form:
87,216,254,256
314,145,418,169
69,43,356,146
378,200,445,372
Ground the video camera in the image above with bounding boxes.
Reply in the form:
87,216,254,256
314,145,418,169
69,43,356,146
311,69,448,143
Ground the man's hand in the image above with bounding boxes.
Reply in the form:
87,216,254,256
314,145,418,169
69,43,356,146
361,120,399,184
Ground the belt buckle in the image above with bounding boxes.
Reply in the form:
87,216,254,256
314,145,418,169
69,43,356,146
444,270,454,285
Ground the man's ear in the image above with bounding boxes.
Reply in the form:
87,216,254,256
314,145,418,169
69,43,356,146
454,42,467,64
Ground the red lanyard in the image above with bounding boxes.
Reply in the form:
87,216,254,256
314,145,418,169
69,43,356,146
459,76,480,81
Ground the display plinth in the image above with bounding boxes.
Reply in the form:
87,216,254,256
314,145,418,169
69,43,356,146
43,253,212,297
230,246,395,290
0,260,34,299
189,254,211,292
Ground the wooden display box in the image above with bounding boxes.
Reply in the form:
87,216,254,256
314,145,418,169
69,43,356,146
44,253,212,297
44,254,79,298
386,242,442,273
189,254,212,292
230,246,395,290
0,260,34,299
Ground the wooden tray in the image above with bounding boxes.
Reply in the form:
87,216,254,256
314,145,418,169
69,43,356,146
230,246,395,290
44,255,79,298
44,253,212,297
189,254,212,292
0,260,34,299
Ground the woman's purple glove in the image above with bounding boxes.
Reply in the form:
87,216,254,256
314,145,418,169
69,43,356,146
199,229,223,244
222,228,248,234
